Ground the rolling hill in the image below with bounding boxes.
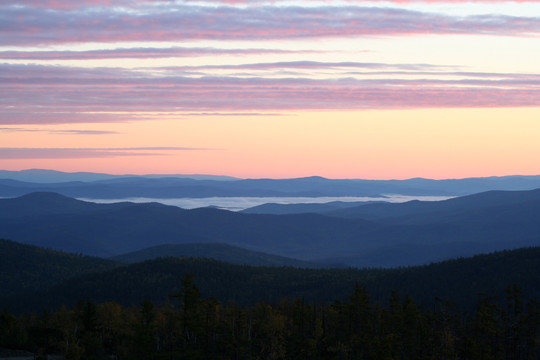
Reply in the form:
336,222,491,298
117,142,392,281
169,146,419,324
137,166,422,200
2,245,540,314
327,187,540,222
240,200,377,215
0,192,385,260
110,242,340,268
0,238,119,297
2,189,540,267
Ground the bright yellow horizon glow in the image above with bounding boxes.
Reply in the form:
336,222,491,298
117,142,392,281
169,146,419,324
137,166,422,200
2,107,539,180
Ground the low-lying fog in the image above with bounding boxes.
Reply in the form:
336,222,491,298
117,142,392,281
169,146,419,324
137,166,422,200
77,195,453,211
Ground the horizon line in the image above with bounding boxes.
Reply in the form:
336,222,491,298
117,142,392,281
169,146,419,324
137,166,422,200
2,168,540,182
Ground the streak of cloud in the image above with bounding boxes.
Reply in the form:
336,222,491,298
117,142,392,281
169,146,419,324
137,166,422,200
159,61,454,72
0,147,212,159
180,112,285,116
189,0,539,3
2,4,539,46
0,47,323,61
14,0,539,8
0,110,152,125
1,63,539,124
0,127,119,135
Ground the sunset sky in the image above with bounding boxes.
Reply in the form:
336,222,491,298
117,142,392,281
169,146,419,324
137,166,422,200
1,0,539,179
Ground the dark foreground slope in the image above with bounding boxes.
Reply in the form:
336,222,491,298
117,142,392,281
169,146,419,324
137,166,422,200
0,239,119,297
2,257,539,360
3,246,540,314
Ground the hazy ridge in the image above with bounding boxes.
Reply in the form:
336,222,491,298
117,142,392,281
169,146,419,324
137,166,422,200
3,169,540,199
2,188,540,267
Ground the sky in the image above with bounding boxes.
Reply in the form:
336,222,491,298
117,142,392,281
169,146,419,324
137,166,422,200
1,0,539,179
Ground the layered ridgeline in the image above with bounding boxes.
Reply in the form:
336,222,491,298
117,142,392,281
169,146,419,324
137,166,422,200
0,239,118,297
0,239,327,299
110,243,340,268
1,237,539,314
3,169,540,198
2,189,540,266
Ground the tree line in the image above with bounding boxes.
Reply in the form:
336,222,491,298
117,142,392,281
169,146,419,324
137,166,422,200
1,275,539,360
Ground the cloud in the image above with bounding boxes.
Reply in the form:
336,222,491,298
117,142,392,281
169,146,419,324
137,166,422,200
14,0,539,8
0,111,151,125
185,0,538,3
1,4,539,46
0,127,119,135
0,47,322,61
11,0,185,10
180,112,285,116
160,61,453,72
343,71,540,80
1,63,540,124
0,147,210,159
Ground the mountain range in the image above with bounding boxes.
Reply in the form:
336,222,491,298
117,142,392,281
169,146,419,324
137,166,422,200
1,187,540,267
3,169,540,199
2,169,539,357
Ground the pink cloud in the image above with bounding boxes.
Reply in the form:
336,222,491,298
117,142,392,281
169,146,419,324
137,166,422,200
0,47,322,61
189,0,539,3
0,147,209,159
11,1,162,10
0,111,150,125
0,127,118,135
1,4,539,46
15,0,539,7
160,61,452,72
1,63,539,125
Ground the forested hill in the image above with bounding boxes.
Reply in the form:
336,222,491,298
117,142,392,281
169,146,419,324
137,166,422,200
110,243,340,268
3,246,540,314
0,239,119,297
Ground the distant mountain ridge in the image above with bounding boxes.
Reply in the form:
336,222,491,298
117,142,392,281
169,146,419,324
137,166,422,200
327,187,540,221
3,169,540,199
0,169,237,183
0,191,104,218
